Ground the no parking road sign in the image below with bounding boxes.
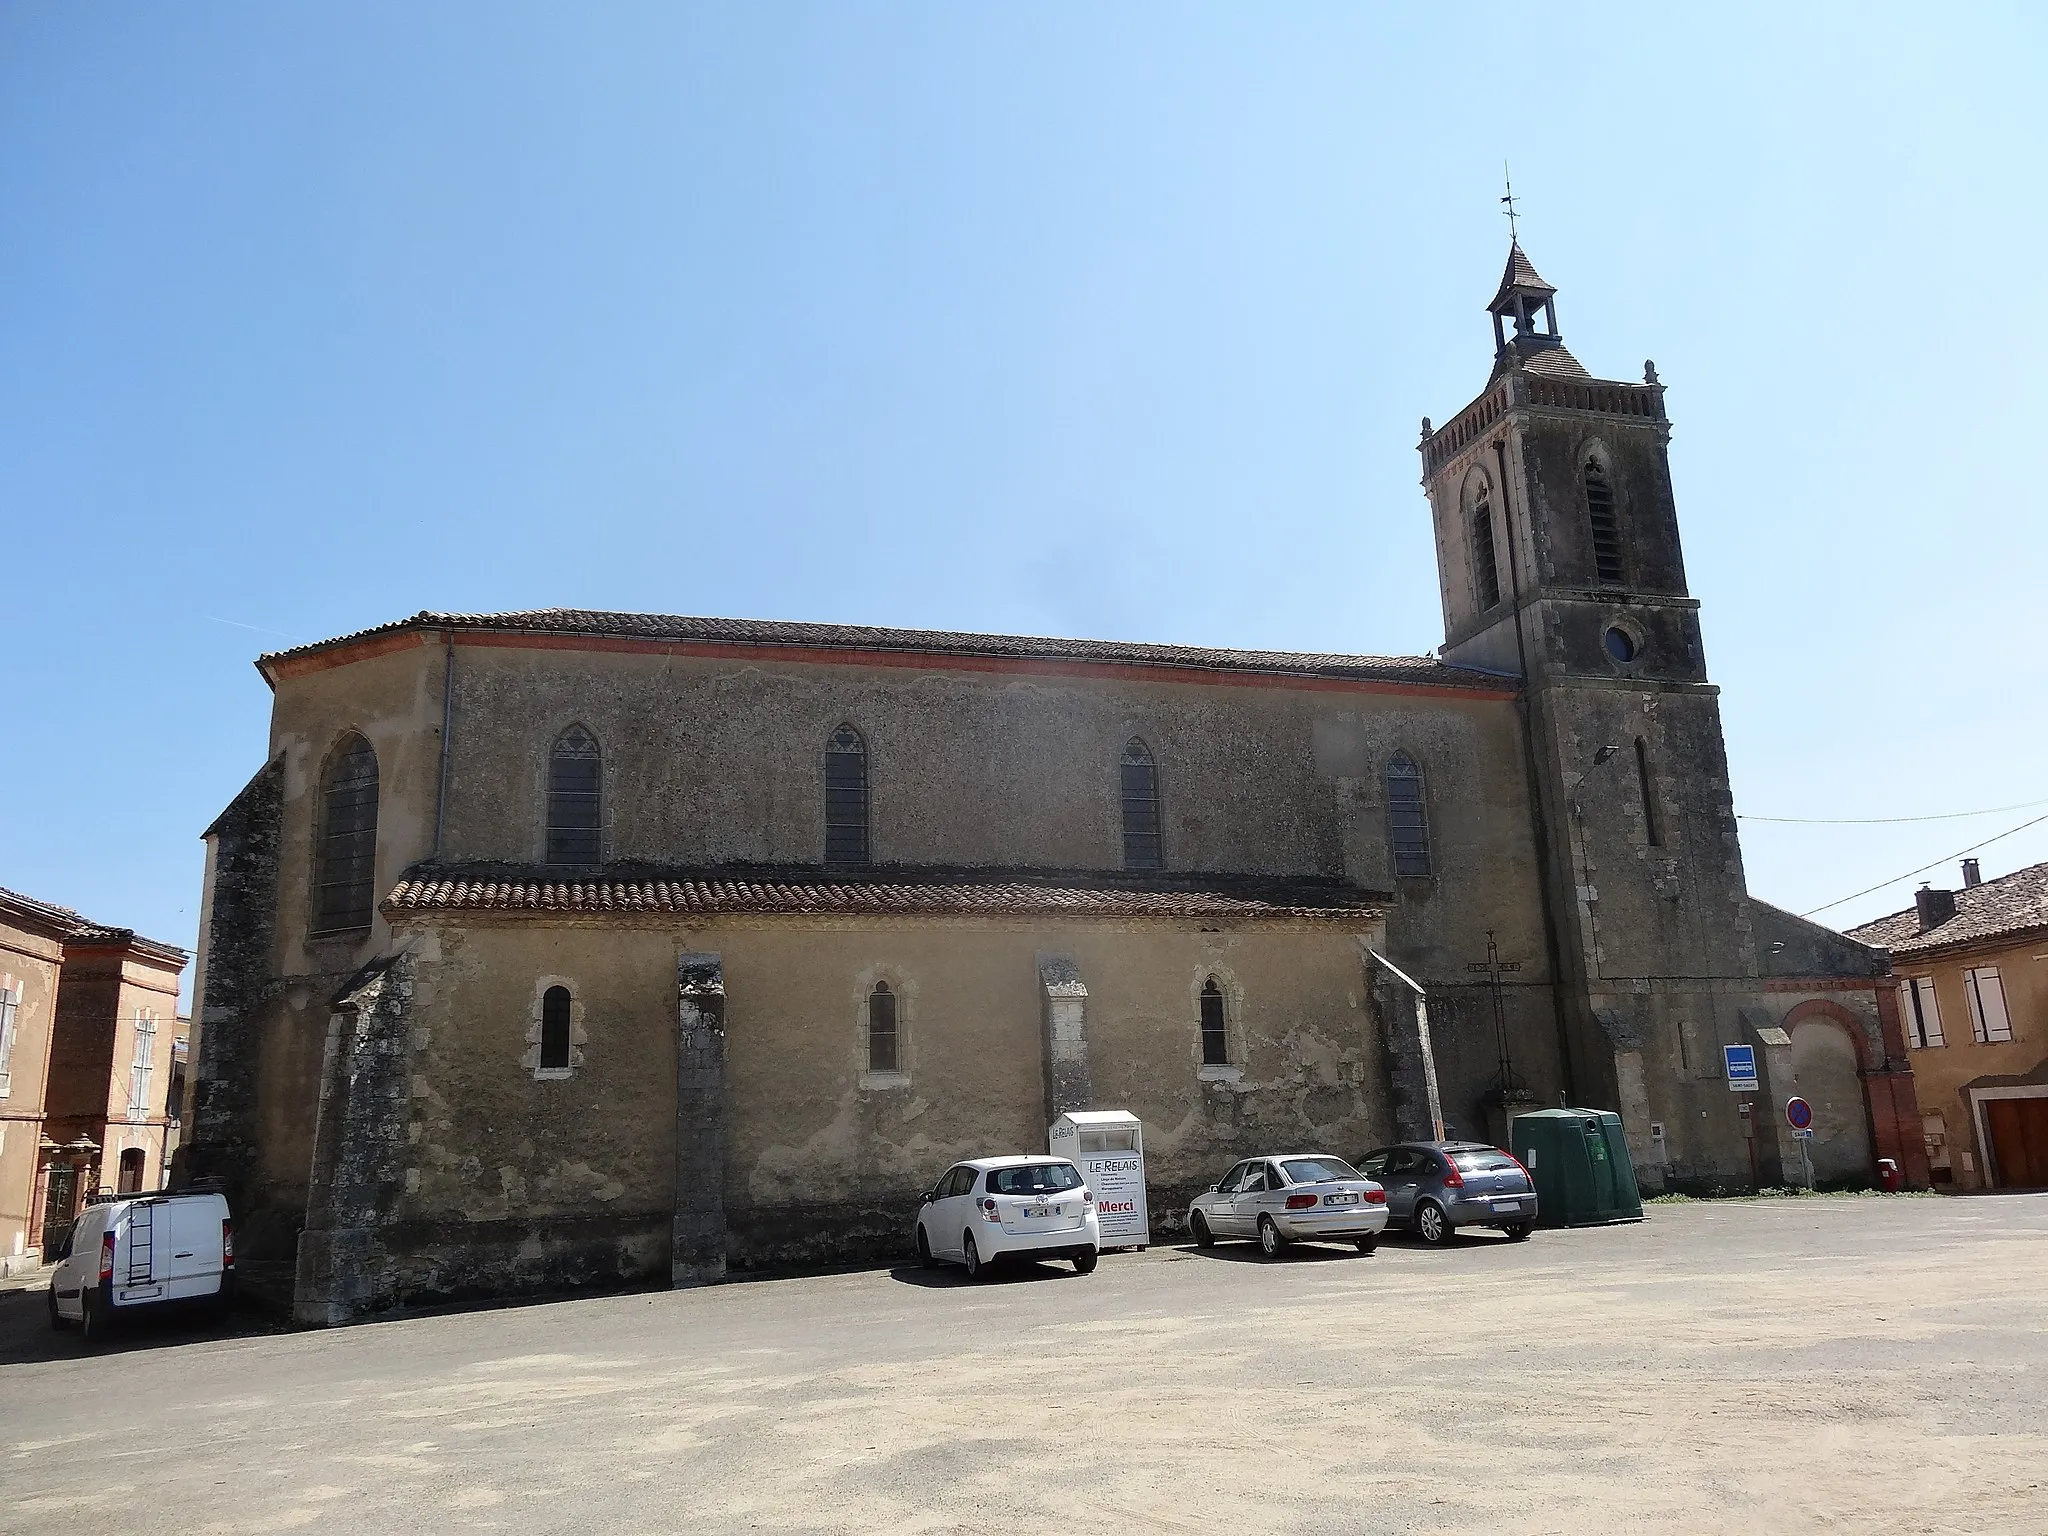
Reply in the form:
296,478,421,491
1786,1097,1813,1131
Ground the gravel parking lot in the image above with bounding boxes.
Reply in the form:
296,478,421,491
1,1193,2044,1534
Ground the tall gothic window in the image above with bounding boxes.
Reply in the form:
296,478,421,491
539,985,573,1071
547,725,603,866
1584,457,1624,585
1199,978,1228,1066
867,981,899,1072
1471,487,1501,611
825,725,870,866
1121,739,1162,870
1386,753,1432,877
315,733,379,933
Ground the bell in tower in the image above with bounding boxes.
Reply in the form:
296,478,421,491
1487,243,1584,378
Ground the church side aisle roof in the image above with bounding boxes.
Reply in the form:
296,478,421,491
258,609,1514,695
385,863,1390,924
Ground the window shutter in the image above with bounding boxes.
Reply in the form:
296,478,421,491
1965,968,2012,1044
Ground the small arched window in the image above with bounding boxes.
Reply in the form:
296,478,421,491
547,725,602,866
1584,457,1624,585
117,1148,146,1194
825,725,869,866
1386,753,1432,878
867,981,898,1073
540,985,573,1072
315,733,379,933
1199,978,1228,1067
1471,485,1501,611
1121,739,1163,870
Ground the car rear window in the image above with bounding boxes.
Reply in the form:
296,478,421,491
1280,1156,1362,1184
1452,1151,1519,1173
986,1163,1083,1195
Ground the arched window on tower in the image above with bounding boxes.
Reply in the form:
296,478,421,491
1386,753,1432,878
1120,740,1162,870
1584,457,1624,585
315,733,379,934
867,981,898,1073
547,725,603,866
825,725,870,866
1471,484,1502,611
539,985,573,1072
1199,978,1229,1066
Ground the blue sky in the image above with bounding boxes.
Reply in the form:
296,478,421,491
4,5,2045,1001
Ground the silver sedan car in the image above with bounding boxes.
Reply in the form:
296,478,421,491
1187,1153,1390,1257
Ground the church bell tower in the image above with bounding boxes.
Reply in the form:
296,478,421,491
1418,242,1776,1192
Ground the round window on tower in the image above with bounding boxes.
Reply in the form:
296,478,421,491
1603,625,1639,664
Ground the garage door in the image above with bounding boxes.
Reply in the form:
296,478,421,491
1984,1097,2048,1189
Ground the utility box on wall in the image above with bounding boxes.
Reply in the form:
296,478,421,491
1049,1110,1148,1250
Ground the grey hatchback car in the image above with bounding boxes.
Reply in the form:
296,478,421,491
1359,1142,1536,1244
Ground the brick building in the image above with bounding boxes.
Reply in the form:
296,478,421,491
0,887,188,1268
181,243,1925,1323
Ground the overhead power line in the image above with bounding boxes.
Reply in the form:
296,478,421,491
1799,810,2048,919
1740,795,2048,826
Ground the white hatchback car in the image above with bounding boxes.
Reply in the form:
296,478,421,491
915,1156,1101,1279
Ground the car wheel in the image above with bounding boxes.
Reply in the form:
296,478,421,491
917,1226,937,1268
1072,1247,1098,1275
79,1288,110,1345
1354,1237,1377,1255
962,1232,984,1281
1504,1222,1533,1242
1257,1216,1286,1259
47,1287,73,1332
1190,1211,1215,1249
1414,1200,1450,1246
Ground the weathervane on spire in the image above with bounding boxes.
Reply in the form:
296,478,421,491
1501,163,1520,243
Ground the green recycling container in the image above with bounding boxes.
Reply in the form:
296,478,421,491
1510,1108,1644,1227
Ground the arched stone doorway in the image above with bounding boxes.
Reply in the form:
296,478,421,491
1787,1013,1875,1186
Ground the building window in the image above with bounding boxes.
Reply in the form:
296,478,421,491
0,982,17,1097
1121,739,1163,870
1584,457,1624,585
128,1010,157,1117
314,733,379,933
1199,978,1229,1066
117,1148,145,1194
1471,488,1501,611
546,725,602,866
825,725,870,866
867,981,899,1073
1964,967,2014,1044
1635,738,1663,847
539,986,573,1072
1902,976,1944,1049
1386,753,1432,877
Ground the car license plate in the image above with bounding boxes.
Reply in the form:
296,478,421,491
1324,1192,1359,1205
1026,1204,1050,1218
1491,1200,1520,1213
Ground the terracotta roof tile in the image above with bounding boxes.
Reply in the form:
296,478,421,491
1844,860,2048,959
0,885,188,963
385,864,1389,924
258,609,1508,692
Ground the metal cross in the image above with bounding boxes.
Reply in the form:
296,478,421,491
1466,929,1524,1092
1501,165,1519,243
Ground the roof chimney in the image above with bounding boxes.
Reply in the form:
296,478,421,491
1961,858,1982,889
1915,883,1957,932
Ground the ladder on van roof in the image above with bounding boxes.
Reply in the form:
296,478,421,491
125,1199,155,1286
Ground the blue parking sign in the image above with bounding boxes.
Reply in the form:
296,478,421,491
1724,1044,1759,1091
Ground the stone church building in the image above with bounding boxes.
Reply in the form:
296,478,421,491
183,245,1926,1323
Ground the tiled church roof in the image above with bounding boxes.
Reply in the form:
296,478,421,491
259,609,1511,692
1845,860,2048,959
385,864,1390,924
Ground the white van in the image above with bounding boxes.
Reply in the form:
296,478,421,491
47,1189,233,1342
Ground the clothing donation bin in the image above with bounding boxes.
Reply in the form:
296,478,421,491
1509,1107,1644,1227
1049,1110,1149,1251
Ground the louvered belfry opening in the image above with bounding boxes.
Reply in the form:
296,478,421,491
547,725,603,866
867,981,898,1072
1386,753,1433,877
315,733,379,933
1120,739,1163,870
1584,458,1624,584
1471,488,1501,610
824,725,870,866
